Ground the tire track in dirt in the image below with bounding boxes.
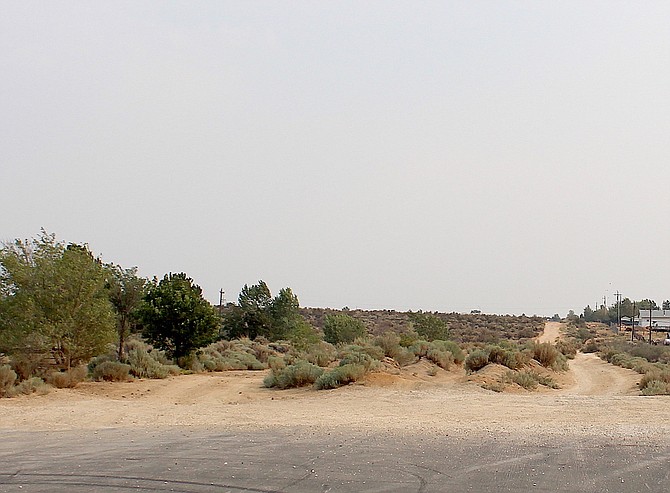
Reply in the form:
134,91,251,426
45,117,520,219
537,322,640,396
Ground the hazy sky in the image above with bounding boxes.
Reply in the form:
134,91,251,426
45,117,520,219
2,1,670,316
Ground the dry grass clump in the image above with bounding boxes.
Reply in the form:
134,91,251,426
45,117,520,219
639,370,670,396
196,339,269,372
465,342,531,373
314,364,366,390
409,339,464,369
0,365,18,397
555,340,578,359
263,360,324,389
12,377,49,396
465,349,490,373
297,341,338,367
46,366,88,388
529,342,567,371
92,361,131,381
126,347,181,379
1,365,50,397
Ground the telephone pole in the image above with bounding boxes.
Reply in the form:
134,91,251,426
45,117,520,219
615,291,622,332
219,289,225,315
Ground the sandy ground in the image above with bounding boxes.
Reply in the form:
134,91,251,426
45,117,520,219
1,323,667,441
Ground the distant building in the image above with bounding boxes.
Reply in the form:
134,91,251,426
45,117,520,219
637,310,670,330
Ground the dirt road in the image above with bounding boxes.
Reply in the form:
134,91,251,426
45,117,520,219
537,321,563,343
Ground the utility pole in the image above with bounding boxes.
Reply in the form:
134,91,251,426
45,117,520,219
615,290,621,332
631,301,636,342
649,308,653,344
219,289,225,315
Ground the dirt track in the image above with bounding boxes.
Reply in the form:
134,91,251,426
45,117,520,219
0,323,666,440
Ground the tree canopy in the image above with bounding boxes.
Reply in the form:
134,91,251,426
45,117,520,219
106,264,147,360
0,231,116,371
323,313,367,344
138,272,220,361
223,281,307,341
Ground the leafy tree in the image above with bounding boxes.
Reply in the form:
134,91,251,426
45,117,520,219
138,272,220,361
409,312,450,341
235,281,273,339
106,264,147,360
323,313,366,344
637,299,659,311
663,300,670,311
583,306,595,322
223,281,309,341
0,231,116,370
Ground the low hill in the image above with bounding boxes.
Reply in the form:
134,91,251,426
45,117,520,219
300,308,544,343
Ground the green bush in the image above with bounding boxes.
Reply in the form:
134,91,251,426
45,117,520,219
425,347,454,370
11,377,50,396
508,370,538,390
0,365,17,397
338,345,381,370
431,340,465,365
92,361,131,382
46,366,87,388
314,364,366,390
555,340,578,359
126,348,180,379
465,350,490,373
263,360,324,389
323,313,367,344
300,341,337,367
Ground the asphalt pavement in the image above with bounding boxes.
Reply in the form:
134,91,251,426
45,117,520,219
1,428,668,492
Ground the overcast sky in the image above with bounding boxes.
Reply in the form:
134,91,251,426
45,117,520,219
2,1,670,316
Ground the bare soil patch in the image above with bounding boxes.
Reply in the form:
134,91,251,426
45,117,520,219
1,322,661,439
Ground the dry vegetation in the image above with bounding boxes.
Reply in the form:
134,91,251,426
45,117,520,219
301,308,545,343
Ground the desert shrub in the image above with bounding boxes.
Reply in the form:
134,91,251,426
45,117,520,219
529,342,567,370
314,364,366,390
508,370,538,390
628,344,669,364
263,360,324,389
485,345,524,370
196,340,268,371
300,341,338,367
267,355,286,371
93,361,131,382
375,332,401,356
46,366,87,388
427,365,438,376
338,349,378,370
13,377,49,396
431,340,465,365
465,350,490,373
535,373,559,389
9,354,47,381
425,347,454,370
641,379,670,396
0,365,18,397
126,348,180,379
582,340,600,353
323,313,367,344
393,347,417,367
555,340,578,359
398,330,420,347
639,370,670,391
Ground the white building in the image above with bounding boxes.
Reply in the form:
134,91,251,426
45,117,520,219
637,310,670,330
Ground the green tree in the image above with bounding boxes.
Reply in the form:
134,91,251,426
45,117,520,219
637,299,659,311
323,313,366,344
583,306,595,322
223,281,309,341
138,272,220,361
106,264,147,360
0,231,116,370
409,312,450,341
663,300,670,311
